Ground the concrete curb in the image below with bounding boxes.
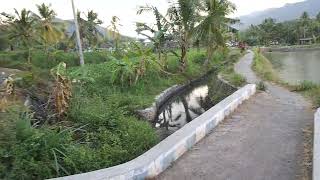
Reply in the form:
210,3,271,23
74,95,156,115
314,108,320,180
52,84,256,180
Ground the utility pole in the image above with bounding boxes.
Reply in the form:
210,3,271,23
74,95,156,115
71,0,84,66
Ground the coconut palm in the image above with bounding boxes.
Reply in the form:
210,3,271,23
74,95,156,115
35,3,63,51
1,9,37,63
195,0,237,66
167,0,199,72
85,10,103,48
300,11,310,38
108,16,122,51
71,10,103,49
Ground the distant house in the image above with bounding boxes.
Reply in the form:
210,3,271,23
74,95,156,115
299,38,313,45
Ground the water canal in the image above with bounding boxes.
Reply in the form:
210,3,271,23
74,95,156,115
153,75,236,139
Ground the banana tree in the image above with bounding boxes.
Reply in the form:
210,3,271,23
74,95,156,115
167,0,199,72
136,5,169,64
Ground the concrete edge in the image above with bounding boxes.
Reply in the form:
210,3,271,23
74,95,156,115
52,84,257,180
314,108,320,180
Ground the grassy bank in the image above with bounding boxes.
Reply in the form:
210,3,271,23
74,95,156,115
253,49,320,107
252,49,279,82
0,48,240,179
219,50,246,87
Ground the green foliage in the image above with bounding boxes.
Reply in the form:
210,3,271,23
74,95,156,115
229,74,246,87
295,81,317,91
0,50,112,70
252,50,278,81
241,11,320,46
257,81,267,91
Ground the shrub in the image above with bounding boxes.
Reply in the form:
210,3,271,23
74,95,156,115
295,81,317,91
230,74,246,87
257,81,267,91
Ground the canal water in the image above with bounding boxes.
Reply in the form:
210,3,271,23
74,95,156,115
154,75,236,139
264,50,320,85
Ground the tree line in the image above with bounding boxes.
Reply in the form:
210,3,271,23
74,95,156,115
240,11,320,46
0,0,239,72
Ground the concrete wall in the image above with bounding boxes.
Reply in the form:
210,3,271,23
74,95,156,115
52,84,256,180
314,108,320,180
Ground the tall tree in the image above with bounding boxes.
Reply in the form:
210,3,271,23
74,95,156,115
71,10,102,49
195,0,237,66
85,10,103,48
167,0,199,72
108,16,122,51
258,18,277,45
35,3,63,52
1,9,36,63
300,11,310,38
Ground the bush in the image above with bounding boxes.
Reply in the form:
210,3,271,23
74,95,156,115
252,50,278,81
257,81,267,91
230,74,246,87
0,50,112,70
295,81,317,91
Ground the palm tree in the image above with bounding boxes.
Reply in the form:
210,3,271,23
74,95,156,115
300,11,310,38
71,10,103,49
85,10,103,48
136,5,169,62
35,3,63,53
108,16,122,51
167,0,199,72
1,9,36,63
195,0,237,66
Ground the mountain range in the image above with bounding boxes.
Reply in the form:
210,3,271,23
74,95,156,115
53,18,134,42
238,0,320,30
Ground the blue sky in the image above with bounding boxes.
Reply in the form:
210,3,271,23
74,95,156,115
0,0,304,37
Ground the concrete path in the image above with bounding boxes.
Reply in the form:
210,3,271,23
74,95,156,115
159,51,314,180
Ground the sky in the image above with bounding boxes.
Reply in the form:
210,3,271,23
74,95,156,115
0,0,305,37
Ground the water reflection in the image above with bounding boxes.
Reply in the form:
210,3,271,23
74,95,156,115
264,50,320,85
154,77,236,138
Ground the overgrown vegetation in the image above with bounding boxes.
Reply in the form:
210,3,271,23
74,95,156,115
220,50,246,87
294,81,320,107
0,0,240,179
252,49,279,81
257,81,267,91
0,47,234,179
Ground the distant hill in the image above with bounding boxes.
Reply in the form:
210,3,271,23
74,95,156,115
53,18,134,42
238,0,320,30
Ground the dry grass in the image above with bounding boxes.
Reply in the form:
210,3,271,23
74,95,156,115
301,125,313,180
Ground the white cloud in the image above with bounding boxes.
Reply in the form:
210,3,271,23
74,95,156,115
0,0,306,37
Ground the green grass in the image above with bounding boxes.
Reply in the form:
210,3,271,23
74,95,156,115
0,48,231,179
294,81,320,107
220,50,246,87
252,49,279,82
253,49,320,107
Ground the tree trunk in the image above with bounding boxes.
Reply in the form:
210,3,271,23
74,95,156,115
180,34,188,72
204,45,214,68
181,97,192,123
27,48,32,64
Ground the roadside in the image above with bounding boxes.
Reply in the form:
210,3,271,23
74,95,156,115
249,50,315,180
159,50,314,180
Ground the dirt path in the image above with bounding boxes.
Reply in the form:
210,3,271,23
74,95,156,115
159,51,314,180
